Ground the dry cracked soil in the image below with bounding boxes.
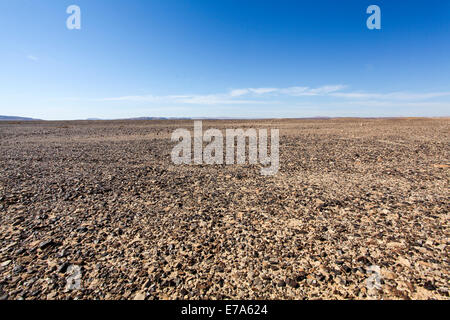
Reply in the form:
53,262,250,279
0,118,448,300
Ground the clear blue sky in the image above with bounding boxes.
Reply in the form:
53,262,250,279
0,0,449,119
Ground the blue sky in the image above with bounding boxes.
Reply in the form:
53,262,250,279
0,0,449,119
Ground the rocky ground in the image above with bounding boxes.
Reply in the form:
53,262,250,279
0,118,448,300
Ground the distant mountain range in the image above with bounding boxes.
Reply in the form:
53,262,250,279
3,115,441,121
124,117,192,120
85,117,233,120
0,115,41,121
0,115,235,121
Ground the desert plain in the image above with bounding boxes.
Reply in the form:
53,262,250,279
0,118,448,300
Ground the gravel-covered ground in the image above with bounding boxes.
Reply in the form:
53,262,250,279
0,118,448,300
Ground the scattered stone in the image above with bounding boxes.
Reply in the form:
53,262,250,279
277,280,286,287
0,260,11,268
57,262,70,274
133,291,146,300
142,279,152,288
296,272,307,282
15,248,26,255
47,292,57,300
12,265,24,274
39,239,56,250
180,288,188,296
286,278,299,288
0,119,448,300
342,265,351,273
424,281,436,291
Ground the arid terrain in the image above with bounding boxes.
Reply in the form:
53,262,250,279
0,118,448,300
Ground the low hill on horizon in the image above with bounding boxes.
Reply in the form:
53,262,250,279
0,115,41,121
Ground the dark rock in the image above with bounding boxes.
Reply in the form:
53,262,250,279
57,249,66,257
357,256,371,265
39,239,56,250
15,248,26,255
13,265,24,274
57,262,70,273
180,288,188,296
143,279,152,288
286,278,299,288
262,276,271,281
277,280,286,287
296,272,307,282
424,281,436,291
